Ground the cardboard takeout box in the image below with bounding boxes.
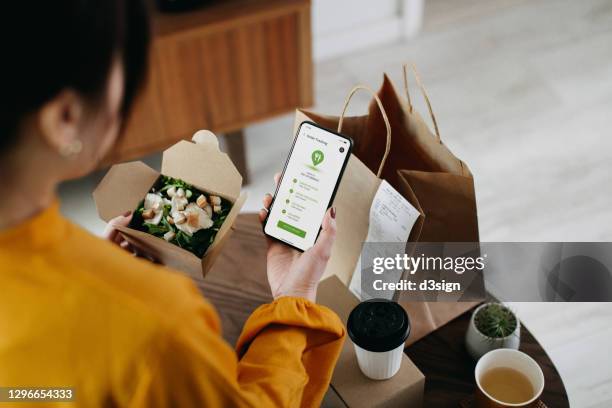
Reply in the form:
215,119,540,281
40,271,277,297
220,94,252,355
93,130,247,278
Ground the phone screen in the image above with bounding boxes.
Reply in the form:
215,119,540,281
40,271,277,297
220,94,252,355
264,122,351,251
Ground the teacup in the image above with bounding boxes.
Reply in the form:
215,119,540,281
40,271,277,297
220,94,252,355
475,349,544,407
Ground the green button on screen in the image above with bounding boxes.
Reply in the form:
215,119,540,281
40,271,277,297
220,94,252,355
277,220,306,238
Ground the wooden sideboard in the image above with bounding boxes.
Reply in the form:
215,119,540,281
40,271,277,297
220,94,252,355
106,0,313,183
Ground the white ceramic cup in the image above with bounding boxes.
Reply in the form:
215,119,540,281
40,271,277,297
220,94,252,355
475,349,545,407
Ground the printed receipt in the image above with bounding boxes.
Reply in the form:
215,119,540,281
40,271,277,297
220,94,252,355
349,180,421,299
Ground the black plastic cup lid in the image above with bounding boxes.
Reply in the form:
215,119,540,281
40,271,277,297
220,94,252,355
347,299,410,353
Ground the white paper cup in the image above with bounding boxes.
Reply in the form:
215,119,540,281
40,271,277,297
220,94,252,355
347,299,410,380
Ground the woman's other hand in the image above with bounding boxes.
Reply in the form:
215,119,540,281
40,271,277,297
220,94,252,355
103,212,160,263
259,174,337,302
103,211,133,252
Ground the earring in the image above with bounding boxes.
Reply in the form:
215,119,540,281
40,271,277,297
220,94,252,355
59,139,83,158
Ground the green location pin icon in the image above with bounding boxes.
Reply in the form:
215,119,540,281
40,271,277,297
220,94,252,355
311,150,324,166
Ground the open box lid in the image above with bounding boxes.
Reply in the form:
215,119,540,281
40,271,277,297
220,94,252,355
93,161,160,223
162,130,242,201
94,131,243,222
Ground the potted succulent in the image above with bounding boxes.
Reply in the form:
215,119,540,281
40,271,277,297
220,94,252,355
465,302,520,360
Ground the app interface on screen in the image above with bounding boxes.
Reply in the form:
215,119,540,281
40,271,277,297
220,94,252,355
265,123,350,251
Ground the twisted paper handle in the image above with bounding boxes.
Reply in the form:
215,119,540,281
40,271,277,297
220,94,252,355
338,85,392,177
403,63,441,141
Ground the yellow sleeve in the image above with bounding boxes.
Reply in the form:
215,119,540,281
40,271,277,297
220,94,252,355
130,292,345,408
235,297,346,407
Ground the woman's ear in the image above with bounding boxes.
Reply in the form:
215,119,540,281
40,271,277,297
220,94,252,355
38,89,84,157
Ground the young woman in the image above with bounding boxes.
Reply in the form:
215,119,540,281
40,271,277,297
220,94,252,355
0,1,344,406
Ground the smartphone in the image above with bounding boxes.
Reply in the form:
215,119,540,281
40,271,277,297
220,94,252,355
263,121,352,252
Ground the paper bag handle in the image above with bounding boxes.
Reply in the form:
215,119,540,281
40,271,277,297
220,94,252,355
403,63,441,142
338,85,392,177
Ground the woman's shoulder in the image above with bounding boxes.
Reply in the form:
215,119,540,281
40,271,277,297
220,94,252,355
1,219,222,399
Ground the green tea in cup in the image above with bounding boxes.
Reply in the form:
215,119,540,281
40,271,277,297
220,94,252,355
480,366,534,404
475,349,544,407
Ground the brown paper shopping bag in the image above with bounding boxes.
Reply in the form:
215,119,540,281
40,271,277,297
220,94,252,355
293,85,395,287
295,66,481,346
382,65,481,345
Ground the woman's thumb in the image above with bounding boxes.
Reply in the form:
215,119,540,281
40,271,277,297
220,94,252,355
312,207,337,260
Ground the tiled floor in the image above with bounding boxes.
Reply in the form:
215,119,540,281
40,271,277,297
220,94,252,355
59,0,612,406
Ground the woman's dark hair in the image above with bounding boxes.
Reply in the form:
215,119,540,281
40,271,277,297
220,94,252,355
1,0,150,151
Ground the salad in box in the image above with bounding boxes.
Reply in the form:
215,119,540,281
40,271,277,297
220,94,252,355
93,131,247,277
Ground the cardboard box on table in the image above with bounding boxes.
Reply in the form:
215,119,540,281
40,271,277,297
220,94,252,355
93,131,247,279
318,276,424,408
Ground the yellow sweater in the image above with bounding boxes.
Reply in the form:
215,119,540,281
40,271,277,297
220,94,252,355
0,202,345,407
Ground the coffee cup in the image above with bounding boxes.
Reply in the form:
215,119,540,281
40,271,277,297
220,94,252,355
347,299,410,380
475,349,545,407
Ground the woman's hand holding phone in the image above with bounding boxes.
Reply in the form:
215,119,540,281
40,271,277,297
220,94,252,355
259,174,337,302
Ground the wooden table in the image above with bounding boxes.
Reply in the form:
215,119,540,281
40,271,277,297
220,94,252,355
405,308,570,407
197,214,569,407
106,0,313,184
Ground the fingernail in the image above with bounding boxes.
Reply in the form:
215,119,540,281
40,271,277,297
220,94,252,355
330,207,336,219
123,210,132,217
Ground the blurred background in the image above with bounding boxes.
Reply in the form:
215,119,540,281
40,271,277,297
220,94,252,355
59,0,612,405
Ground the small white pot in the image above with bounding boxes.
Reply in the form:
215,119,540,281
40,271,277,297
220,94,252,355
465,303,520,360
